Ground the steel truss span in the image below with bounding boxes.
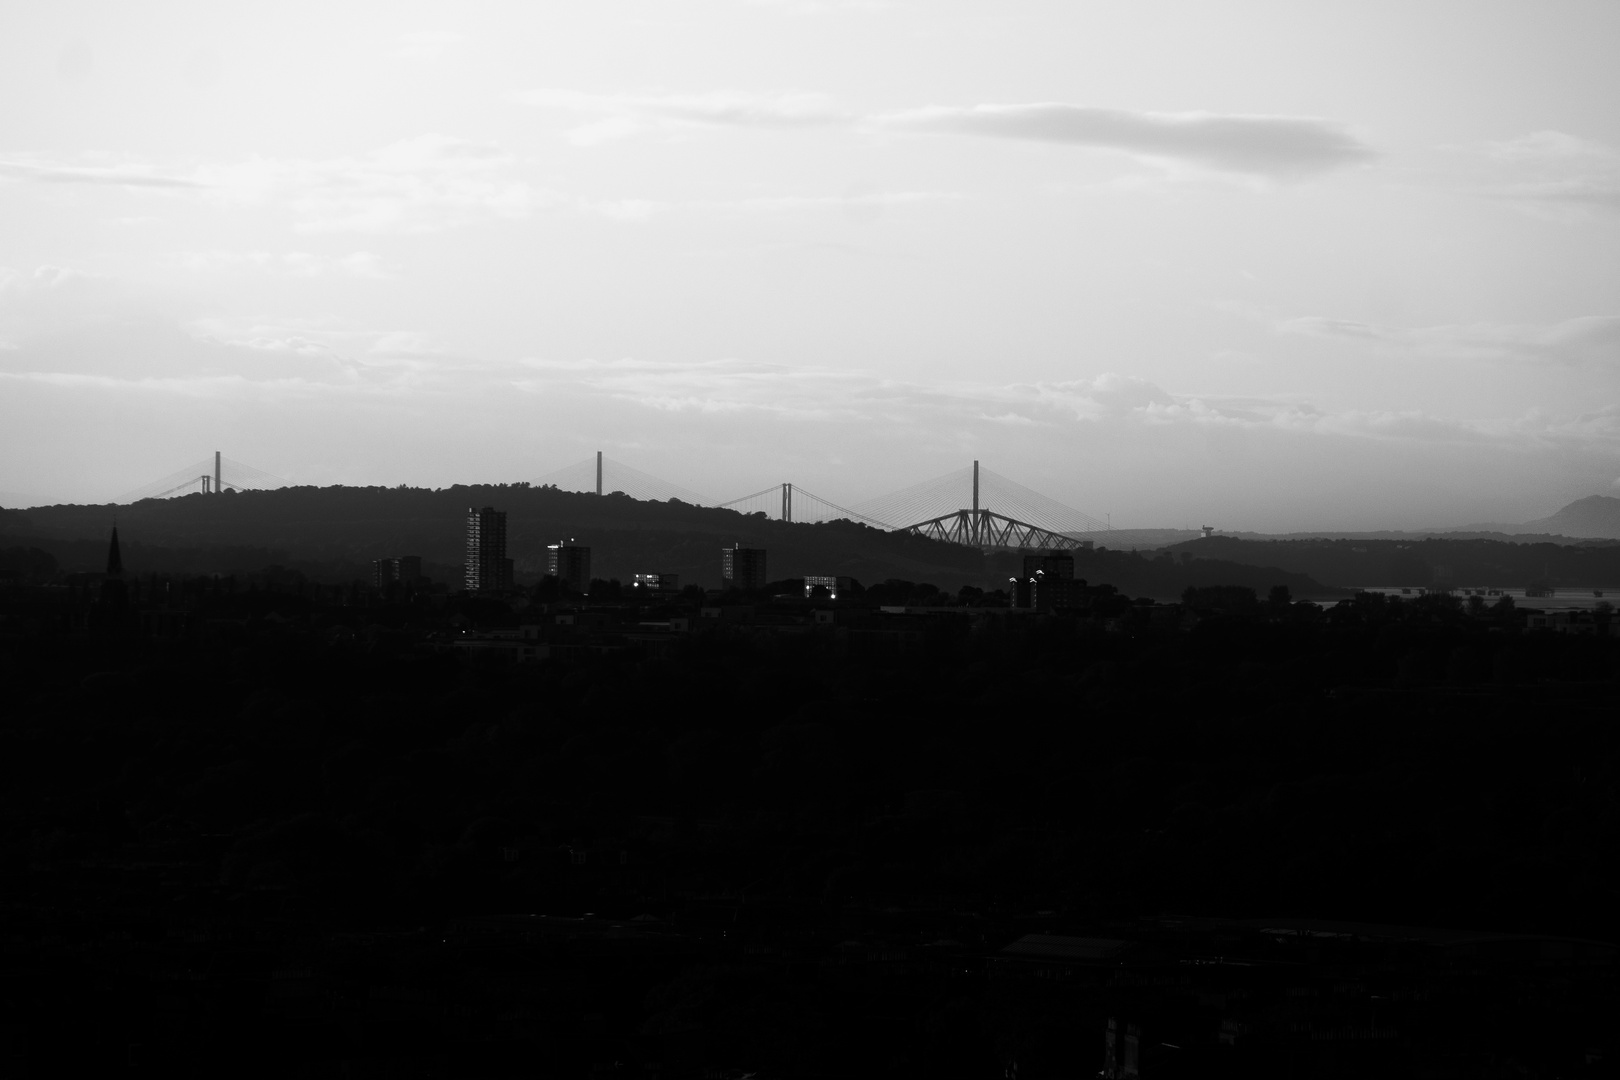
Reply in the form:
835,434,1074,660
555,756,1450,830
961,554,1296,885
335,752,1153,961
899,509,1094,552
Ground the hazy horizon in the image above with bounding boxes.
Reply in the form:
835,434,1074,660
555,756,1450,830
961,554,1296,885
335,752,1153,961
3,1,1617,531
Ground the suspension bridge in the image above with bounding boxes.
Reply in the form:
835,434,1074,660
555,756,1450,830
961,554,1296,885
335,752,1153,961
531,453,1109,553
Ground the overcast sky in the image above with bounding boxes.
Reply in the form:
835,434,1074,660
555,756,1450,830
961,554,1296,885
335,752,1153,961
2,0,1617,530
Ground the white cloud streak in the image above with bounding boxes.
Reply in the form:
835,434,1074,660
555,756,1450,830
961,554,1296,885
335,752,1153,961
1279,314,1620,366
516,89,847,146
198,133,562,234
0,158,206,189
874,104,1378,179
505,357,1617,459
168,250,393,279
392,31,463,62
515,89,1377,179
1472,130,1620,218
5,133,932,232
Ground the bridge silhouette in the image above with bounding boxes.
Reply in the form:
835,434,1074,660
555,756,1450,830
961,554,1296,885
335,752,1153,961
121,451,290,502
531,453,1109,553
120,450,1111,553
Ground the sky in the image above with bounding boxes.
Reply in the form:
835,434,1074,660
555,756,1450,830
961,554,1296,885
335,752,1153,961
2,0,1617,531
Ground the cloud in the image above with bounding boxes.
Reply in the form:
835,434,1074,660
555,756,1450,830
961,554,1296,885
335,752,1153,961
0,264,131,342
514,356,875,420
189,316,472,371
740,0,889,11
519,88,1374,181
196,133,566,233
737,190,961,212
6,137,700,232
1471,130,1620,219
874,104,1378,179
502,358,1620,473
516,88,850,143
1279,314,1620,366
1486,130,1616,165
168,250,392,279
1,138,564,233
1495,181,1620,215
0,265,113,294
392,31,463,61
0,159,205,189
510,360,1306,436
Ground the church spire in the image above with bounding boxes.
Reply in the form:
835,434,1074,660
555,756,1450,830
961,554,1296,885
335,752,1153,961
106,525,123,577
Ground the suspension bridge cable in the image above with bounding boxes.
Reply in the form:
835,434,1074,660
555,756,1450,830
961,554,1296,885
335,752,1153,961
714,485,781,510
144,476,213,500
789,488,893,528
120,460,215,502
601,458,711,505
121,455,290,502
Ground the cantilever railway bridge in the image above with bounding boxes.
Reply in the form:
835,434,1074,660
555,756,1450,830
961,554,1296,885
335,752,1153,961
531,453,1107,553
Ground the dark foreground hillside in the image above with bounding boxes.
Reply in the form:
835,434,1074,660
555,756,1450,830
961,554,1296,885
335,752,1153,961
0,485,982,589
0,486,1343,598
1,571,1617,1078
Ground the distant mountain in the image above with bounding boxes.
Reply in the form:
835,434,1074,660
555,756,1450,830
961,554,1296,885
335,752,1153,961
1158,496,1620,546
1517,495,1620,540
1060,528,1204,550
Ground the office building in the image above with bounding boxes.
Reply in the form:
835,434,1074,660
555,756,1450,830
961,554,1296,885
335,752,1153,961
465,507,513,593
547,541,591,594
722,545,768,591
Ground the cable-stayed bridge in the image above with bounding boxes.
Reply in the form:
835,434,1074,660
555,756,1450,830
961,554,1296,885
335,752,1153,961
121,451,289,503
532,453,1107,553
